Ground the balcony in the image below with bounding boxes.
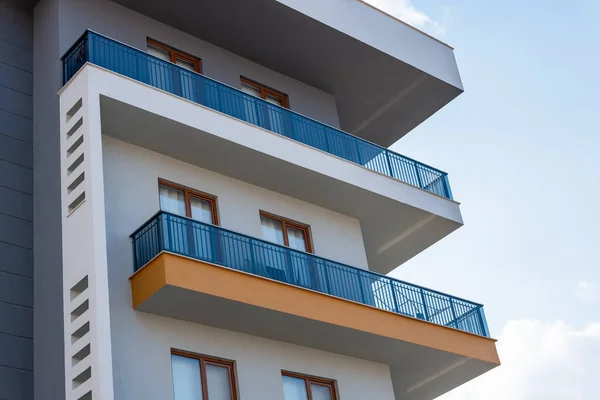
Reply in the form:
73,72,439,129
130,212,499,399
132,211,488,337
106,0,464,146
63,30,453,199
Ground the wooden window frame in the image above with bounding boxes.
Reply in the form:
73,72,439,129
282,370,338,400
158,179,219,225
147,38,203,73
172,349,239,400
259,211,313,253
240,77,290,108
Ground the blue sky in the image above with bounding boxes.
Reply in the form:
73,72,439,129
365,0,600,398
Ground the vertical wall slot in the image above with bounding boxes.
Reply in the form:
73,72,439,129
67,134,84,156
71,322,90,344
68,172,85,194
66,98,83,122
77,391,92,400
71,299,89,322
66,117,83,139
68,192,86,213
72,344,91,367
70,276,89,301
72,366,91,390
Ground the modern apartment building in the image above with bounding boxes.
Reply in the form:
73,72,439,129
0,0,500,399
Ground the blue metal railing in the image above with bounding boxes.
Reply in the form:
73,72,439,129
131,211,490,337
62,30,454,199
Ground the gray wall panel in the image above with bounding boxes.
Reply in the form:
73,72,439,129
0,271,33,308
0,109,32,143
0,365,33,400
0,16,33,51
0,0,33,29
0,302,32,338
0,85,33,119
0,185,33,221
0,242,32,277
0,160,33,194
0,2,34,398
0,333,33,371
0,134,33,169
0,62,33,95
0,214,32,249
0,40,33,73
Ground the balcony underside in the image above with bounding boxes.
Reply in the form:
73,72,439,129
110,0,463,147
85,65,463,273
132,253,499,400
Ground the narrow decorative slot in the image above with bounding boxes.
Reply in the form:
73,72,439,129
70,299,89,322
67,154,84,175
67,172,85,194
71,322,90,344
66,98,83,122
66,117,83,139
67,134,84,156
68,192,86,213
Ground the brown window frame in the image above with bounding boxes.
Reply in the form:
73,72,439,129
259,211,313,253
282,370,338,400
171,350,239,400
240,77,290,108
147,38,203,73
158,179,219,225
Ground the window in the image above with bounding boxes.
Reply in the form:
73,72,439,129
171,351,238,400
147,39,202,73
282,371,337,400
240,77,290,108
260,211,312,253
158,179,219,225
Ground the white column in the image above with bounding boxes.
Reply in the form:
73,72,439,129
59,66,115,400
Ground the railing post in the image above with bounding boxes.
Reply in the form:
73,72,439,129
419,288,430,321
443,174,454,200
209,226,218,264
478,307,490,337
354,140,363,166
389,280,400,313
449,297,458,328
414,162,424,189
322,261,332,295
356,270,367,304
84,31,90,65
164,213,172,252
385,151,395,178
132,236,138,272
285,247,294,285
157,212,164,252
248,238,257,274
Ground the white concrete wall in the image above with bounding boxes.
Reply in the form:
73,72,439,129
102,136,369,270
56,0,341,128
109,313,396,400
101,136,394,400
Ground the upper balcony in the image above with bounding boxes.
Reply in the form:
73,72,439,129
60,31,464,275
64,31,453,200
106,0,463,147
130,211,498,400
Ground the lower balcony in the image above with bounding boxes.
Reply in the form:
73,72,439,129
130,212,499,400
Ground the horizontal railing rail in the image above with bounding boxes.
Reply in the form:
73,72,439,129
63,30,454,199
131,211,490,337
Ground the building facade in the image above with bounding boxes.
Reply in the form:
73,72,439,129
0,0,498,399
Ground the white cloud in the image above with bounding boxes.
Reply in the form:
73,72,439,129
364,0,450,35
439,320,600,400
575,280,597,303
